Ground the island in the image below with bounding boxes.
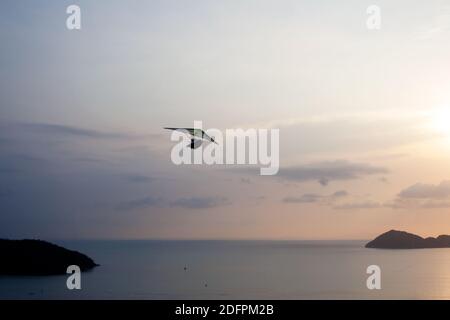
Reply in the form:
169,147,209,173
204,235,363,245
0,239,98,275
366,230,450,249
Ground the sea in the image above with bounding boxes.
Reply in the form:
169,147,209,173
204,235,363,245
1,240,450,299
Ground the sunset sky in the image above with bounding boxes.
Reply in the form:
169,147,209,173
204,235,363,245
1,0,450,240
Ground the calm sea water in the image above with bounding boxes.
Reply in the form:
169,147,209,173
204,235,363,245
1,240,450,299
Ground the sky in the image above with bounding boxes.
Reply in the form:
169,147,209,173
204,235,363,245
1,0,450,240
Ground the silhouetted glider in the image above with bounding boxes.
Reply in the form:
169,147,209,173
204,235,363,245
164,127,217,149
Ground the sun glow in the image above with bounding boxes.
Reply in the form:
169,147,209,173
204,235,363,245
429,107,450,137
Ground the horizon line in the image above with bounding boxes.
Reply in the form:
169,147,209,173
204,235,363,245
30,238,371,242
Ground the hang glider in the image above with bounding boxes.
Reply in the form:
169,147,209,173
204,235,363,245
164,127,217,149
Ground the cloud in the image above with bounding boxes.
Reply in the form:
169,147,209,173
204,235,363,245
420,200,450,209
282,189,386,211
332,190,348,198
386,181,450,209
0,154,48,175
170,197,231,209
116,196,231,211
20,123,139,140
115,196,164,211
333,201,381,210
72,157,107,163
283,194,322,203
239,111,434,156
385,198,450,210
239,111,419,130
283,190,348,204
278,160,388,186
398,181,450,199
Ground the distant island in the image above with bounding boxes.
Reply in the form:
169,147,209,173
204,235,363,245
0,239,98,275
366,230,450,249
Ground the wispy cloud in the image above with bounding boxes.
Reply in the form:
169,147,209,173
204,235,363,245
238,110,425,130
14,122,163,140
233,160,388,185
19,123,144,140
278,161,388,186
116,196,230,211
283,190,348,204
333,201,381,210
398,181,450,199
418,200,450,209
170,197,231,209
115,196,164,211
385,180,450,210
283,194,323,203
0,154,48,175
385,198,450,210
332,190,348,198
